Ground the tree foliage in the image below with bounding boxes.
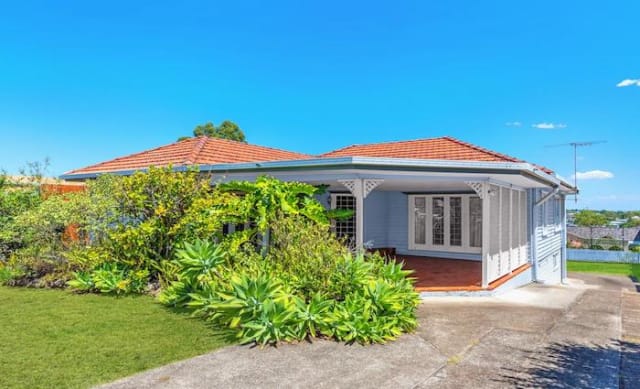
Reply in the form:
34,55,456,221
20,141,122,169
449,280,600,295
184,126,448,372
182,120,246,142
574,210,608,227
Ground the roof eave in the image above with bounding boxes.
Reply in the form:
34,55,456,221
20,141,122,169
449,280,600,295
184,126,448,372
60,156,576,192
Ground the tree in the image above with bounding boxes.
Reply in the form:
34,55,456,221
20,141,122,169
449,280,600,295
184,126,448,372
574,210,608,248
214,120,246,142
180,120,247,143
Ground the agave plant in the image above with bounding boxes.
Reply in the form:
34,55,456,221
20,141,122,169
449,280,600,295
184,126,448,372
67,271,95,292
91,263,130,294
174,239,226,284
205,272,301,346
294,292,334,338
328,253,375,299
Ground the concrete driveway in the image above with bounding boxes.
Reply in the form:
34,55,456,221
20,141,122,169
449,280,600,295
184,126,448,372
98,273,640,389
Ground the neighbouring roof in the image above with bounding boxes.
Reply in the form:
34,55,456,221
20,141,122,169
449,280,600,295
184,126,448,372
321,136,554,174
568,226,640,242
63,136,312,176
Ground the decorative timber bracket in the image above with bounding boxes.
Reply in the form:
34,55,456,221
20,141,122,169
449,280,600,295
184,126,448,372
337,179,384,198
465,181,487,199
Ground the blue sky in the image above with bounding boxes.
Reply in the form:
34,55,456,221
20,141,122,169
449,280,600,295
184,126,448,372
0,1,638,209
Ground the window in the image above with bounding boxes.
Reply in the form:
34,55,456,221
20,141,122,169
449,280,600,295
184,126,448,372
331,194,356,242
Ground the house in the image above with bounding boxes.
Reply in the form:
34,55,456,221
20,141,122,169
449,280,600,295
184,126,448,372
61,136,576,293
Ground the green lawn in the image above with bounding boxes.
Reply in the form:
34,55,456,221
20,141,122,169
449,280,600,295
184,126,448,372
567,260,640,280
0,287,228,389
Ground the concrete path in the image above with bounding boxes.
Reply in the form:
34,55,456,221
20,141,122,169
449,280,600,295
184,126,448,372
98,273,640,389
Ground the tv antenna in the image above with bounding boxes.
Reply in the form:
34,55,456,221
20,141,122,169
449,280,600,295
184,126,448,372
545,140,607,203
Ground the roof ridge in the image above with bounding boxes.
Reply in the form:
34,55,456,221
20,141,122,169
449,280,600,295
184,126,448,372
185,136,208,164
204,136,313,158
441,136,522,163
321,136,448,156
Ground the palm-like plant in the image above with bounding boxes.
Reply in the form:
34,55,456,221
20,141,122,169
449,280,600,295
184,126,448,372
174,239,226,283
206,273,300,345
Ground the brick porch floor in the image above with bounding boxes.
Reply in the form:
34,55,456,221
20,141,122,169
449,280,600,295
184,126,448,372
397,256,531,292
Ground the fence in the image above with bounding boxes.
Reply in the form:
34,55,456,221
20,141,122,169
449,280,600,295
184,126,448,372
567,248,640,264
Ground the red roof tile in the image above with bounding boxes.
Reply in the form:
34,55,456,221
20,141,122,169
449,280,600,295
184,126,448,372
321,136,524,162
65,136,312,175
322,136,554,174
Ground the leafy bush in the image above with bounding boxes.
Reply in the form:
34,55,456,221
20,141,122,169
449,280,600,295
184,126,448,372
0,262,24,285
157,240,231,306
267,215,349,297
91,167,213,270
192,272,302,345
68,263,149,295
590,244,604,250
608,245,623,251
160,237,420,346
1,192,88,287
0,166,45,260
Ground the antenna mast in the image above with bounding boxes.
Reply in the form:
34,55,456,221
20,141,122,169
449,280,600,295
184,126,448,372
545,140,607,203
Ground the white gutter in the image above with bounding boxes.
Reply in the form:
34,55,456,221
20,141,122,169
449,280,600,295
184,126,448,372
199,157,575,191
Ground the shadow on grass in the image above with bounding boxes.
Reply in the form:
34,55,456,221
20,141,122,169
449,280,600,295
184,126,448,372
496,340,640,388
160,303,236,345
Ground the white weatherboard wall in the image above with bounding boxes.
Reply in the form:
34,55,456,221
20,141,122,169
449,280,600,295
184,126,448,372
530,188,564,284
363,191,391,247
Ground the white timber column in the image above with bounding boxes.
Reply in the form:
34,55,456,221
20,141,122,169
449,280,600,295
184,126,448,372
466,181,490,288
337,179,383,250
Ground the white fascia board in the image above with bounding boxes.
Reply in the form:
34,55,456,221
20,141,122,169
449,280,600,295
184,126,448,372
200,156,572,190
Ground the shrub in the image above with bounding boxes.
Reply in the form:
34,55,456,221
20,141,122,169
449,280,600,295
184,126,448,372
0,262,24,285
192,272,302,345
267,215,349,297
590,244,604,250
160,237,420,346
67,263,149,295
0,167,44,260
608,245,623,251
92,167,213,270
157,240,231,306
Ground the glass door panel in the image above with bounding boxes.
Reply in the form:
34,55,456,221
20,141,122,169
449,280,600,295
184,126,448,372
414,197,426,245
432,197,444,246
450,197,462,246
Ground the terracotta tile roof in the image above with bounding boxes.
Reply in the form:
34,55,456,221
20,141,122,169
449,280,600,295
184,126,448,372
322,136,554,173
64,136,312,175
321,136,520,162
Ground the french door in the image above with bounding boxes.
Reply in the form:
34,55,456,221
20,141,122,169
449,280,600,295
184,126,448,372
408,194,482,254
